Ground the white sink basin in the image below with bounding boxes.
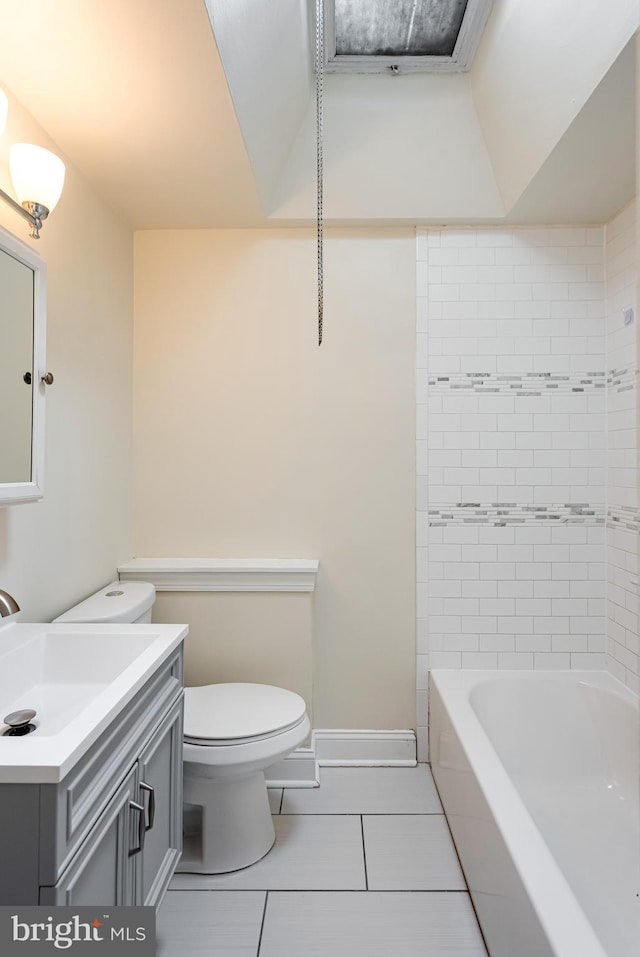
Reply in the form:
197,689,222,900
0,621,187,783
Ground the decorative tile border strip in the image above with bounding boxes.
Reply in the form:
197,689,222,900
607,505,640,534
427,371,606,395
428,503,605,527
608,368,638,395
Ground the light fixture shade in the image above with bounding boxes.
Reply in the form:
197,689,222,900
0,90,7,136
9,143,65,213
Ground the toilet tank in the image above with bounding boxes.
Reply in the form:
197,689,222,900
53,580,156,624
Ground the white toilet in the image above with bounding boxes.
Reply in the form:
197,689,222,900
54,580,311,874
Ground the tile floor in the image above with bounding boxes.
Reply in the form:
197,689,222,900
157,766,488,956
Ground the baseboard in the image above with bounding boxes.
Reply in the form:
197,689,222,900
264,729,417,788
314,729,417,766
264,748,318,788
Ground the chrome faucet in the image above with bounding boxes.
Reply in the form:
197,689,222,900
0,590,19,617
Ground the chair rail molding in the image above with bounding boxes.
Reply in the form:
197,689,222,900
117,558,319,593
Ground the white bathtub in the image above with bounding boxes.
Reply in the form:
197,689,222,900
428,670,639,957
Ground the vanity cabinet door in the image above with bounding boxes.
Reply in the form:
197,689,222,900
40,766,138,906
136,696,183,907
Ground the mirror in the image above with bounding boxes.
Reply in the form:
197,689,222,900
0,225,46,504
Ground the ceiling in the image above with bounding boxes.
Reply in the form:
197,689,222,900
0,0,265,228
0,0,635,230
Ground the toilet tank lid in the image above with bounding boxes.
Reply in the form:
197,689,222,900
53,581,156,624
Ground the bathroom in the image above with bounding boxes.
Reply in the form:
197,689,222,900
0,1,637,955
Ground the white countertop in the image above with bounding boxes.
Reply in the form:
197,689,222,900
0,621,187,783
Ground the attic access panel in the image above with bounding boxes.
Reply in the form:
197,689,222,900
325,0,494,73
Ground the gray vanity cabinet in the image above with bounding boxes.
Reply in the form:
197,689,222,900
136,698,184,906
0,644,184,907
39,766,138,906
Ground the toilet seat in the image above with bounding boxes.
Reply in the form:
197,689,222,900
183,683,308,746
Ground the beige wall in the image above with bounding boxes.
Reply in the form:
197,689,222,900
0,88,134,619
153,591,313,719
133,228,416,729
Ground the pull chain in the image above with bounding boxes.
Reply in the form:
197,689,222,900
315,0,324,346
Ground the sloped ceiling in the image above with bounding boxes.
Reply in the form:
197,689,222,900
0,0,265,227
0,0,636,229
507,39,636,225
208,0,639,225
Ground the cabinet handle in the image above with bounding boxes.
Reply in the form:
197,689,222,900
129,800,146,856
139,781,156,831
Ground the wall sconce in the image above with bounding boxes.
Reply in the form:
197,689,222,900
0,93,65,240
0,144,65,240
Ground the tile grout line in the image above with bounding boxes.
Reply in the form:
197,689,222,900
279,811,446,816
360,815,369,891
256,890,269,957
166,887,473,894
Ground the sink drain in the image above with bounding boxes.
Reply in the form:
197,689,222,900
3,708,37,736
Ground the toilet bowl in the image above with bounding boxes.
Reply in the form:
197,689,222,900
181,682,310,873
54,580,311,874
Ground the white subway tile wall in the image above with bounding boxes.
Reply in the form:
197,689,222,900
415,221,639,754
605,201,639,695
